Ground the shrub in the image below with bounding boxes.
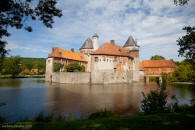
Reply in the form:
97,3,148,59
34,112,54,122
66,63,85,72
0,116,4,123
53,63,64,72
88,110,116,119
141,73,168,114
141,91,167,114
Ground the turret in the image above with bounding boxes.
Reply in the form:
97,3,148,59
80,38,94,54
92,33,99,51
123,35,140,82
80,38,94,72
123,35,139,53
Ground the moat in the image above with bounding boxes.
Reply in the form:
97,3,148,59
0,78,194,121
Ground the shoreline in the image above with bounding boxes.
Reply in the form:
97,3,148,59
0,75,45,79
172,82,195,85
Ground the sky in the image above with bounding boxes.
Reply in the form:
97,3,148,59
5,0,195,61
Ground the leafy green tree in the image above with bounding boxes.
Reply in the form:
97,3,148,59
1,56,22,77
150,55,165,60
169,60,195,82
66,63,85,72
174,0,189,5
25,63,33,71
53,63,63,72
0,0,62,60
177,26,195,59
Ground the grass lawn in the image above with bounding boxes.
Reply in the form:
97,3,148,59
1,112,195,130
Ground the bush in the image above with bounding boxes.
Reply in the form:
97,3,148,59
141,90,167,114
168,97,195,113
141,73,168,114
66,63,85,72
88,110,117,119
34,112,54,122
0,116,4,123
53,63,64,72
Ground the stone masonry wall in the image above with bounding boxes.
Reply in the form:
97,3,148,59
52,72,91,84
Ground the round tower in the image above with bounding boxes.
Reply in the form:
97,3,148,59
123,35,140,82
80,38,94,72
92,33,99,51
80,38,94,54
123,36,139,53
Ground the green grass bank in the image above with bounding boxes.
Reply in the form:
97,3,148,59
1,112,195,130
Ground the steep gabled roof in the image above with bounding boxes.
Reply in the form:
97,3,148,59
49,47,87,62
123,35,137,47
80,38,93,49
91,43,133,58
141,60,176,68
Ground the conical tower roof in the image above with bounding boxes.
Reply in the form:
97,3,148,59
92,33,99,38
80,38,93,49
123,35,136,47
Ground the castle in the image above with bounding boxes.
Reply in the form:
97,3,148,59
46,34,140,84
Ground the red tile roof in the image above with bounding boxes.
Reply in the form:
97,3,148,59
91,43,133,58
141,60,176,68
139,62,144,70
48,47,87,62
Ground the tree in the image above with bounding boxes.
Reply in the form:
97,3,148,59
177,26,195,59
66,63,85,72
0,0,62,60
150,55,165,60
174,0,189,5
25,63,33,71
169,60,195,82
53,63,63,72
1,56,22,77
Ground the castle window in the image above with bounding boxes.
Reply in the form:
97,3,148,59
107,59,109,62
103,58,105,61
114,68,117,73
114,56,117,62
95,57,98,62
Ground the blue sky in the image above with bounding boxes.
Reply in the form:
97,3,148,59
5,0,195,61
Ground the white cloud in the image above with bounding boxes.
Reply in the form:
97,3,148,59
6,41,50,54
7,0,195,61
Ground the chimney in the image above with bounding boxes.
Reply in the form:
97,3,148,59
71,48,74,52
110,40,115,45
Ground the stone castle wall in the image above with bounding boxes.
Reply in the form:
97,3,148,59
46,58,134,84
52,72,91,84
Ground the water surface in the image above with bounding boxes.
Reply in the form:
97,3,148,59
0,78,194,121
